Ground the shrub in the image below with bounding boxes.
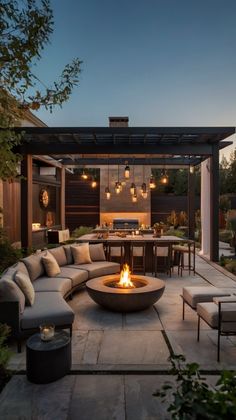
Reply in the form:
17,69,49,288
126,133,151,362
71,226,93,238
154,354,236,419
0,324,12,393
219,230,233,244
165,229,185,238
0,241,23,275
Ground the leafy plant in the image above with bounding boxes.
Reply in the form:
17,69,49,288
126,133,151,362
71,226,93,238
0,0,82,180
154,354,236,419
0,324,12,393
167,210,179,228
0,230,23,274
165,229,185,238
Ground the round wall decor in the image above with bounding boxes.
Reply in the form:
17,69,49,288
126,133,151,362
39,189,49,208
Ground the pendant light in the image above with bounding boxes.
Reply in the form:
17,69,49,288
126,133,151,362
160,170,169,185
124,161,130,179
91,178,97,188
130,164,136,195
115,164,122,194
81,166,88,180
105,158,111,200
149,173,156,189
132,192,137,203
141,165,148,199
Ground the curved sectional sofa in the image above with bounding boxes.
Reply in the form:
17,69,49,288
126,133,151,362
0,243,120,352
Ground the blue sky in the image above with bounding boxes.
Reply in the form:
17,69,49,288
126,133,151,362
34,0,236,153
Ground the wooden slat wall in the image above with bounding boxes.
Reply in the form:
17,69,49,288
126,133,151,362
65,173,100,231
3,180,21,244
151,192,200,225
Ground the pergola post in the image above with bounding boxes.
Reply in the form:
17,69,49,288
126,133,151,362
60,166,65,229
200,159,211,257
21,154,33,249
188,168,195,239
210,144,219,261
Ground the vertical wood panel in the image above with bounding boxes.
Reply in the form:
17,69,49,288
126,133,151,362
65,172,100,231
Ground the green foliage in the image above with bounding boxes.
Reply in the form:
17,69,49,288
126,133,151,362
219,195,231,213
219,230,232,244
178,211,188,226
71,226,93,238
0,324,12,393
167,210,179,228
0,0,82,180
225,260,236,274
154,354,236,419
0,230,23,274
226,210,236,233
165,229,185,238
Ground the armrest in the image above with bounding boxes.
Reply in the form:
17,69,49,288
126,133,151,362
213,296,236,304
0,301,21,335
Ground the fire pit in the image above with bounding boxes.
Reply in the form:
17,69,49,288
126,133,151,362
86,264,165,312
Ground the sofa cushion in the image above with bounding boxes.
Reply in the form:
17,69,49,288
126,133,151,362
49,247,67,267
89,243,106,261
15,261,30,276
182,286,231,309
14,271,35,306
57,267,88,288
67,261,120,279
0,268,25,314
63,245,74,264
21,253,45,281
41,252,61,277
33,276,72,296
71,243,92,265
20,292,74,330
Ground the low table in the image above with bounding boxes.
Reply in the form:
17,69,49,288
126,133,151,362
86,274,165,312
26,330,71,384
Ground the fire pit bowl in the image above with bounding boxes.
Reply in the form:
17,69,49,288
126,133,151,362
86,274,165,312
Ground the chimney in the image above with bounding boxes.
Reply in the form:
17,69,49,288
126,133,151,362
109,116,129,127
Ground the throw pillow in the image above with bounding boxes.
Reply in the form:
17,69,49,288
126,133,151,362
89,243,106,261
14,271,35,306
71,243,92,265
21,253,45,281
0,268,25,314
41,252,61,277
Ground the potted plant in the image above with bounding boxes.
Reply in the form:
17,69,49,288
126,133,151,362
153,222,164,237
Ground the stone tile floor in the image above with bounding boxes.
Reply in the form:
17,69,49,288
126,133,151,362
1,254,236,419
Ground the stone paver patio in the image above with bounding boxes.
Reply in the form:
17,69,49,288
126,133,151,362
1,254,236,419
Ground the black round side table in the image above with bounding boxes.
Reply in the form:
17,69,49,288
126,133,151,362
26,330,71,384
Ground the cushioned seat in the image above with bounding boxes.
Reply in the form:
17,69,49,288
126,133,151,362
33,276,72,295
197,299,236,361
67,261,120,279
21,292,74,330
182,286,232,309
57,267,88,287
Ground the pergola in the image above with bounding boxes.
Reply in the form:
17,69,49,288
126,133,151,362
17,126,235,261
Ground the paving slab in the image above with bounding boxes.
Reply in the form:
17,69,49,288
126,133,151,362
98,330,169,365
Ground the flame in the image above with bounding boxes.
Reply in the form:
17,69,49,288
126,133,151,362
117,264,134,288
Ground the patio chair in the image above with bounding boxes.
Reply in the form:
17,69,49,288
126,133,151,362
172,240,195,275
153,242,172,277
181,286,233,320
130,242,146,274
197,297,236,361
106,241,125,266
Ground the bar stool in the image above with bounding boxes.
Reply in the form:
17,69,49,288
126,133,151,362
172,240,195,276
130,242,146,274
153,242,172,277
106,241,125,266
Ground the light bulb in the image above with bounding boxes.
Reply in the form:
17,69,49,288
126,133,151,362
130,183,136,195
124,165,130,179
91,180,97,188
149,175,156,189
